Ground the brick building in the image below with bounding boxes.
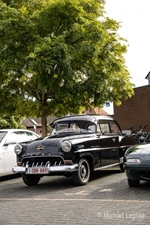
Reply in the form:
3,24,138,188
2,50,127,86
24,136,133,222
114,85,150,132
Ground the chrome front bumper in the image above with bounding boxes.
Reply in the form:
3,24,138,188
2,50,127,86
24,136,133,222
12,164,78,173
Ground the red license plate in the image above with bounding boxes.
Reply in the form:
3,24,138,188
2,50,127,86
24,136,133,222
26,167,49,174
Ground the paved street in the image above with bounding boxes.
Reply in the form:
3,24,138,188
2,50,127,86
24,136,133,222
0,167,150,225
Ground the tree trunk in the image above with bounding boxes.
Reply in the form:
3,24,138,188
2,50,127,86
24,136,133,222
41,112,47,137
41,93,47,137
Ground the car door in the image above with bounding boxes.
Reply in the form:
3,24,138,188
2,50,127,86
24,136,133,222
98,120,120,167
0,131,9,175
2,131,18,174
0,142,5,175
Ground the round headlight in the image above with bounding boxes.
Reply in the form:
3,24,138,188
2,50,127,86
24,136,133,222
14,144,23,155
62,141,71,152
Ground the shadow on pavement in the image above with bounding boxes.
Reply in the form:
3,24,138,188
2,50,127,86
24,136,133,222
0,174,21,182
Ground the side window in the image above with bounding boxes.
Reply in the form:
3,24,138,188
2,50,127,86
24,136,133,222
0,132,7,142
99,121,110,134
8,132,18,141
109,121,121,134
14,131,37,142
24,132,38,140
14,131,27,142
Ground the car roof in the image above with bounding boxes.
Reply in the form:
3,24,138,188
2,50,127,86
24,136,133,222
0,129,37,133
50,114,114,125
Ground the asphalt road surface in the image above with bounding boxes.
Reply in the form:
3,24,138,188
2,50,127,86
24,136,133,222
0,167,150,225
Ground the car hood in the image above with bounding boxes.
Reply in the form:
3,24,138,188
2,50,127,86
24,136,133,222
25,133,96,156
126,143,150,156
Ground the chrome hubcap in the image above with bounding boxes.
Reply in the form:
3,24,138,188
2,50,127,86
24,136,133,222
80,164,87,179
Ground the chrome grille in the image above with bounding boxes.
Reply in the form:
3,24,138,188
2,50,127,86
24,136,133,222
22,156,64,167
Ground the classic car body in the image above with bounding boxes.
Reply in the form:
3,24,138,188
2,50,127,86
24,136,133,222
13,115,137,186
124,133,150,187
0,129,39,177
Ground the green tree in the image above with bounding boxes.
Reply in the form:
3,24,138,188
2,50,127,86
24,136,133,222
0,0,134,137
0,116,24,129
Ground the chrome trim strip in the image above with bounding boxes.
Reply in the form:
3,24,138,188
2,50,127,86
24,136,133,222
120,145,132,148
94,162,121,171
75,147,119,153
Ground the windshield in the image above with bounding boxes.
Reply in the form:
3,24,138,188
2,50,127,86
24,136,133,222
0,131,7,143
51,121,96,136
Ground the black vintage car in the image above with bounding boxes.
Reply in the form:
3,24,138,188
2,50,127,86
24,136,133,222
124,132,150,187
13,114,137,186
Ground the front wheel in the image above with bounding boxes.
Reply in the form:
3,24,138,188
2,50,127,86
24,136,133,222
128,178,140,187
22,174,40,186
72,158,90,186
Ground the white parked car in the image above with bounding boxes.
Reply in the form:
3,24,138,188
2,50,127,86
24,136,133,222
0,129,39,177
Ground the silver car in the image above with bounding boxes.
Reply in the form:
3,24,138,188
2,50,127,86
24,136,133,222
0,129,39,177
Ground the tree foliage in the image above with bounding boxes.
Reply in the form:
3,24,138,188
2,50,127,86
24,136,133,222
0,0,134,136
0,116,25,129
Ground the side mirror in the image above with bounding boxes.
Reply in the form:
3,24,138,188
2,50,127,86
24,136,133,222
4,139,17,146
